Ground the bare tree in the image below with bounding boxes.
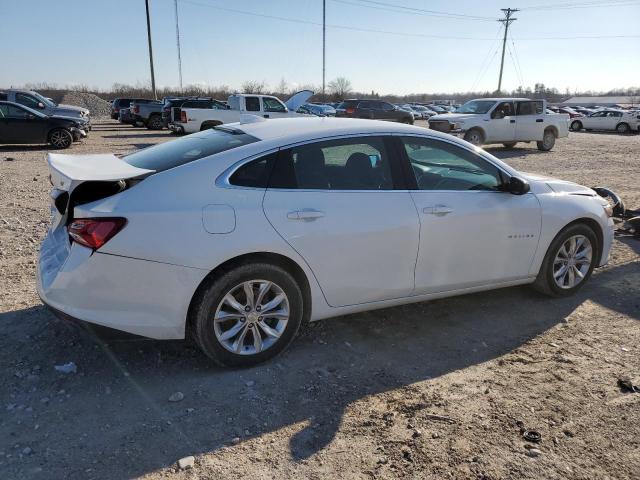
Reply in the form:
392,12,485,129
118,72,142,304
275,77,289,96
241,80,267,94
328,77,352,98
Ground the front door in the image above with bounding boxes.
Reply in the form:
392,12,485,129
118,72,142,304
397,135,541,294
263,135,420,307
0,104,46,144
486,101,516,142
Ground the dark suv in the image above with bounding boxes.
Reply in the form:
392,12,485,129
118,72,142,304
335,99,413,124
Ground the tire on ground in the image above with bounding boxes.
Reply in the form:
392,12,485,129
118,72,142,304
190,263,304,367
48,129,73,149
537,128,556,151
463,128,484,146
532,223,599,297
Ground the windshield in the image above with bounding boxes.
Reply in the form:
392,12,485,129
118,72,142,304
124,128,259,172
456,100,496,114
32,91,57,107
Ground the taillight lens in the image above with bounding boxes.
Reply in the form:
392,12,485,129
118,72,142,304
180,110,187,122
68,218,126,250
346,107,355,114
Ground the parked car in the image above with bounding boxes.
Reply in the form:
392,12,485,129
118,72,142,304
555,106,583,119
111,98,152,120
428,98,569,150
0,89,90,125
177,91,313,134
162,98,227,129
129,99,165,129
410,105,436,119
570,109,640,133
297,103,336,117
425,104,449,114
0,101,87,149
335,99,414,124
38,117,614,366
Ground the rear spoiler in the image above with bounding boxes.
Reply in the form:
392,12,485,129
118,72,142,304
48,153,154,192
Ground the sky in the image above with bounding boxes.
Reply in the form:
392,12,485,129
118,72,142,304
1,0,639,95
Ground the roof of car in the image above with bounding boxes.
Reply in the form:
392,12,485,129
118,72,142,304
227,117,447,143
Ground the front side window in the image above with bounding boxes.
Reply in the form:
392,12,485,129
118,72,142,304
456,100,496,114
263,97,286,113
491,102,514,119
15,93,40,109
381,102,395,111
402,137,504,191
271,137,394,190
124,128,259,172
245,97,260,112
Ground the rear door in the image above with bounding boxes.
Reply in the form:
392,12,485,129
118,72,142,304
262,135,420,307
514,100,545,140
486,101,516,142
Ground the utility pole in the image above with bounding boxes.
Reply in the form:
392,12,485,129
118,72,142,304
174,0,183,91
322,0,326,99
145,0,157,99
497,8,518,93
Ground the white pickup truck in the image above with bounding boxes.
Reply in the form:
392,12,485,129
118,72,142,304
176,91,313,134
428,98,569,151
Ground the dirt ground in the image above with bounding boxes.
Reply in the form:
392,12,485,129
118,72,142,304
1,120,639,480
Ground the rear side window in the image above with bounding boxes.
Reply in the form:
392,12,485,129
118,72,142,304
118,99,131,107
271,137,394,190
124,128,259,172
516,101,543,115
245,97,260,112
229,152,277,188
0,93,7,101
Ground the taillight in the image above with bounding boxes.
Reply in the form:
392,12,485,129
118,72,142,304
180,110,187,122
346,106,355,114
68,218,126,250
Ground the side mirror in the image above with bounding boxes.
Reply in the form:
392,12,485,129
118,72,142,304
507,176,530,195
37,102,45,109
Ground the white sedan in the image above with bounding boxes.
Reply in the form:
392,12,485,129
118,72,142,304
570,109,640,133
38,117,614,367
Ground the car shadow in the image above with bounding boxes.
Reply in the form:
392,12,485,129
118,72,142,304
0,262,638,479
102,133,169,139
0,145,52,153
485,146,549,159
571,130,639,136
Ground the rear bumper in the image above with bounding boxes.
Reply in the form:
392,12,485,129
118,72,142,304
168,123,184,133
37,231,208,339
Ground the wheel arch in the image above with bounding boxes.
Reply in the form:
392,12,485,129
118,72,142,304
615,121,629,131
544,125,559,138
556,217,604,266
186,251,312,335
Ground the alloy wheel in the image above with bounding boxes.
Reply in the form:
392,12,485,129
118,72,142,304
50,130,70,148
213,280,290,355
552,235,592,289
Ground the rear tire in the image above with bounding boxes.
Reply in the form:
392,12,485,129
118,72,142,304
532,223,598,297
48,129,73,149
536,129,556,151
464,128,484,146
502,142,517,149
616,122,630,134
191,263,304,367
570,120,582,131
147,114,163,130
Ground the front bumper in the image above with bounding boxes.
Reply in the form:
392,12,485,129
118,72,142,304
69,127,87,141
37,228,208,340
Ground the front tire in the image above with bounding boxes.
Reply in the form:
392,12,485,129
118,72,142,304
537,129,556,151
48,129,73,149
532,223,598,297
191,263,304,367
570,120,582,131
464,128,484,146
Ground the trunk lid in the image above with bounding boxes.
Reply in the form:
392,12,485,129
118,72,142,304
47,153,154,228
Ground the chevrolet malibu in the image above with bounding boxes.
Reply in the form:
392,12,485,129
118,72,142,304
38,117,614,367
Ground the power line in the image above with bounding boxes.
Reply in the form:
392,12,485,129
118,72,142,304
509,35,525,88
330,0,495,21
470,26,503,91
180,0,640,42
497,8,518,93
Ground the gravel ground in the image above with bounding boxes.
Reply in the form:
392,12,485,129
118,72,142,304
59,92,112,118
0,121,638,480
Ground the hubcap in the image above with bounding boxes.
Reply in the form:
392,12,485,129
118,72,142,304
213,280,289,355
553,235,592,289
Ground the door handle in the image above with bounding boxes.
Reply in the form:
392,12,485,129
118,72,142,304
423,205,453,216
510,119,516,124
287,209,325,220
536,119,544,123
263,114,270,118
